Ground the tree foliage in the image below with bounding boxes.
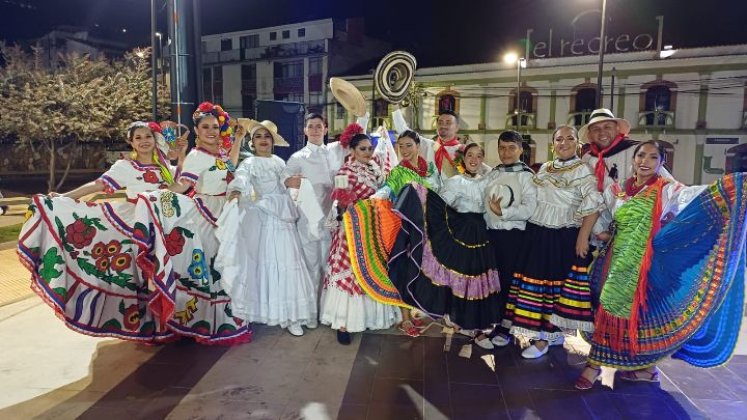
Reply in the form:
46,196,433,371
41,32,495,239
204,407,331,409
0,44,170,190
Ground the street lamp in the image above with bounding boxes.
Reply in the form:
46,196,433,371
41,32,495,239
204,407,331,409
504,52,527,130
595,0,608,108
150,0,157,120
155,32,165,86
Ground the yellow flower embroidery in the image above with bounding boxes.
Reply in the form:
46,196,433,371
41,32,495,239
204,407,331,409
215,159,227,170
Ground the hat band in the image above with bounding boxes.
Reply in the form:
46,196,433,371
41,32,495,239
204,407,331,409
589,110,615,120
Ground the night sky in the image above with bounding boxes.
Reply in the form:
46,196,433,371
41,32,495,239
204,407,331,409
2,0,747,68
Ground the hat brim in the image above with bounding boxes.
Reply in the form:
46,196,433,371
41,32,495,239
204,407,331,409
579,117,631,142
330,77,367,118
239,118,290,148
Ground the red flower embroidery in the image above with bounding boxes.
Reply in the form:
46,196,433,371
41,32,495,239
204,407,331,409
143,171,160,184
65,219,96,249
105,240,122,256
95,256,110,272
225,171,235,184
91,242,106,258
111,253,132,272
164,229,186,256
123,304,141,330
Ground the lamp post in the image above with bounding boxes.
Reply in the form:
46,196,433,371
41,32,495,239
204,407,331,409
595,0,608,108
503,52,527,131
150,0,158,120
155,32,164,86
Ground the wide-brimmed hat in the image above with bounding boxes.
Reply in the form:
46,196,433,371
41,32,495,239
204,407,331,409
330,77,367,117
578,108,631,142
237,118,290,147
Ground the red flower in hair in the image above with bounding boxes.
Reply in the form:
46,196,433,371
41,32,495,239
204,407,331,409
197,102,214,113
339,123,364,148
147,121,162,134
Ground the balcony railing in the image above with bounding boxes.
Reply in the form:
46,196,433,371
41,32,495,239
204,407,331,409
203,40,327,64
273,76,304,94
638,110,675,128
567,111,594,127
505,112,536,130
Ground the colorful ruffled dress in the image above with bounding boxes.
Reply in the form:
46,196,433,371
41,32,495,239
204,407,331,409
505,157,605,341
319,160,402,332
586,173,746,369
344,158,440,308
135,147,251,345
18,159,176,342
387,174,502,330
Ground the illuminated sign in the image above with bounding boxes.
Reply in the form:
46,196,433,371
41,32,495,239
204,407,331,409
525,15,664,59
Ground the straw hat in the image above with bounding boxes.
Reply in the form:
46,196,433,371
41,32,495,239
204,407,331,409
237,118,290,147
484,176,522,226
330,77,367,117
578,108,631,142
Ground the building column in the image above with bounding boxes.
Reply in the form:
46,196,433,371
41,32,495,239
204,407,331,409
479,94,487,131
616,77,626,119
696,72,710,129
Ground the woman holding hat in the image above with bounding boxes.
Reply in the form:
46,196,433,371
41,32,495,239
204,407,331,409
152,101,252,345
575,141,747,390
320,123,402,345
220,119,317,336
18,121,187,343
504,125,605,359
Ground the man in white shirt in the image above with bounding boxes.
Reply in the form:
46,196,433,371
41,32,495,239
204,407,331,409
392,108,481,182
480,130,538,349
285,113,335,300
579,108,669,246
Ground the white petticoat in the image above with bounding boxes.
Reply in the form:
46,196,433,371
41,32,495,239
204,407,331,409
319,286,402,333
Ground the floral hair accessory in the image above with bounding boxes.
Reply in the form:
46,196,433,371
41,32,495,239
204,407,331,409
193,102,234,153
147,121,162,134
339,122,364,148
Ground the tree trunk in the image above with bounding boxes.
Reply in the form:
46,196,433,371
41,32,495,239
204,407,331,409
54,142,76,191
48,140,56,193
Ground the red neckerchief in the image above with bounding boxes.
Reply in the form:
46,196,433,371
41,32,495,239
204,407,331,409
623,175,660,197
400,156,428,177
589,133,626,192
434,136,459,172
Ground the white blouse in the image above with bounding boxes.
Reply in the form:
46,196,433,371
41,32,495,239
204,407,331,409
530,158,605,229
440,174,486,213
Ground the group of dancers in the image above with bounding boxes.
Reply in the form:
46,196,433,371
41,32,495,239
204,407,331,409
18,98,746,390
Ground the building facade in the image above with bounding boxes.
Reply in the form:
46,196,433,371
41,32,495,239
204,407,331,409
330,45,747,185
201,18,389,118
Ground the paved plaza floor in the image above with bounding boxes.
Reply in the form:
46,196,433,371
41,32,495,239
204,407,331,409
1,293,745,420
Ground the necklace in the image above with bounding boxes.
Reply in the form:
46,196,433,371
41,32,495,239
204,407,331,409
401,157,428,177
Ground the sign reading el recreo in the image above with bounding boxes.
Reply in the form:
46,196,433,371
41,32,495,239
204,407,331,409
525,15,664,59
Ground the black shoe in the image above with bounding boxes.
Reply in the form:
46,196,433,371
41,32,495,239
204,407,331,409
337,330,351,345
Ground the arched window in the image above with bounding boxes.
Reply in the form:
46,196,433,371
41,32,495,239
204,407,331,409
569,83,597,126
507,85,538,128
640,80,677,127
435,88,460,115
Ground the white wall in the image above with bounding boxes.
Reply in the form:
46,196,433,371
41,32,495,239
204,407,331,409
221,64,243,115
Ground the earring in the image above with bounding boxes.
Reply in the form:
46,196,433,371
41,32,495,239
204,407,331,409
130,150,138,160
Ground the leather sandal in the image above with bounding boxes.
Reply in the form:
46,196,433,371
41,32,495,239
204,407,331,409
574,365,602,390
619,368,659,383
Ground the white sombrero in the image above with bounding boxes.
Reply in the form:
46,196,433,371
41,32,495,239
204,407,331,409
484,175,522,225
578,108,631,142
330,77,367,118
237,118,290,147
